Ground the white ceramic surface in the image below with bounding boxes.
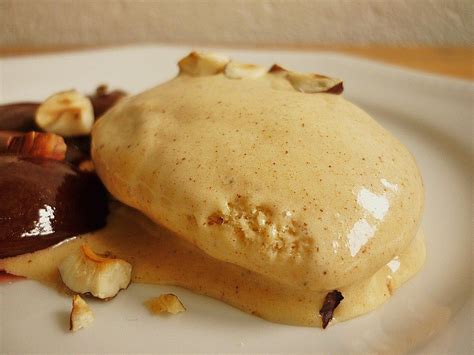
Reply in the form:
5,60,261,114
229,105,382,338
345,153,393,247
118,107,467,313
0,46,472,354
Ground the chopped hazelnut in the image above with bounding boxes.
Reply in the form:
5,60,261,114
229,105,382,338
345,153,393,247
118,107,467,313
178,52,230,76
70,295,94,332
36,90,94,136
224,61,267,79
59,245,132,299
145,294,186,315
286,71,343,94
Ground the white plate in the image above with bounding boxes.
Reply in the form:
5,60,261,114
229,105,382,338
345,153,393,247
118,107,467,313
0,46,472,354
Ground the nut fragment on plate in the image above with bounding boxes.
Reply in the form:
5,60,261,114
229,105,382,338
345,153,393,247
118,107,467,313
178,52,230,76
5,131,67,160
224,61,267,79
70,295,94,332
145,294,186,315
35,90,94,136
319,290,344,329
59,245,132,299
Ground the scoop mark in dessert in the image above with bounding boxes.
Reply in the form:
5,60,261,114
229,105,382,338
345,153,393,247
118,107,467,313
206,198,313,257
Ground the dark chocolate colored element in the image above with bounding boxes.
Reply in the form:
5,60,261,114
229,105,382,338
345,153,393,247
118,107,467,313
64,136,91,164
0,103,39,131
0,156,109,258
89,85,127,118
326,82,344,94
319,290,344,329
0,131,21,151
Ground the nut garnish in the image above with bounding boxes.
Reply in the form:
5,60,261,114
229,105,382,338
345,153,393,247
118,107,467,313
59,245,132,299
287,71,343,94
70,295,94,332
35,90,94,136
177,52,344,94
268,64,288,75
5,131,67,160
224,61,267,79
178,52,230,76
268,64,343,94
319,290,344,329
145,294,186,315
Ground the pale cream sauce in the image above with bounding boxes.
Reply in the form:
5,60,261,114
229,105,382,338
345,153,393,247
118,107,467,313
0,203,425,327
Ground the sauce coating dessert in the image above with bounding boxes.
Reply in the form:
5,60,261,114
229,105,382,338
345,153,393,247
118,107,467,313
92,53,424,293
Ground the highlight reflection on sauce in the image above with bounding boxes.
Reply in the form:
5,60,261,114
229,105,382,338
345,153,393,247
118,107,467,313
0,156,109,258
347,219,376,257
387,256,401,273
357,188,389,221
21,205,56,237
346,178,398,257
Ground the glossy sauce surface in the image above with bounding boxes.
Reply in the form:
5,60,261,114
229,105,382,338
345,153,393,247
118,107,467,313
0,204,425,327
0,156,108,257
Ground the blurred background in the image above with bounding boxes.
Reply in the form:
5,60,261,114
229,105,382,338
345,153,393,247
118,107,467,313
0,0,472,78
1,0,472,46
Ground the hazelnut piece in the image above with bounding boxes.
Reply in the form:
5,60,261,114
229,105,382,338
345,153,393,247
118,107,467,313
178,52,230,76
70,295,94,332
145,294,186,315
36,90,94,136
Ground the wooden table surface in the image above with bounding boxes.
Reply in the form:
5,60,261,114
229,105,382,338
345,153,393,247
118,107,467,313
0,46,472,80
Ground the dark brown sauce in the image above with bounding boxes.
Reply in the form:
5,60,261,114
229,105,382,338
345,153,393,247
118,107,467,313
0,156,109,258
64,136,91,164
89,87,127,118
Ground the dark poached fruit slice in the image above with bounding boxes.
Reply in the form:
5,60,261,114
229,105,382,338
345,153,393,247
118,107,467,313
0,103,39,131
0,156,108,258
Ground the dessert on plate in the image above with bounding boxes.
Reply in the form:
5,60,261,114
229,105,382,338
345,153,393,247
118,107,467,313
0,52,425,329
